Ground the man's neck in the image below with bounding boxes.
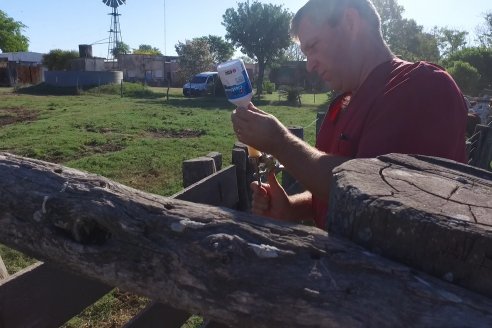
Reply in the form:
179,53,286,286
355,36,394,93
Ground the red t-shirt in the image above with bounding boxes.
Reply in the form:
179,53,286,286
313,58,467,229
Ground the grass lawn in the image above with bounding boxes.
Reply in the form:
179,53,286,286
0,83,330,327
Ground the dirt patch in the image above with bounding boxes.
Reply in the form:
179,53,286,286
146,128,205,139
0,108,38,127
83,140,126,154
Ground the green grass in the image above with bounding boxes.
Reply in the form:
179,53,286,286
0,83,331,327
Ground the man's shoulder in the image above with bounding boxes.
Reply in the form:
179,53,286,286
387,59,459,94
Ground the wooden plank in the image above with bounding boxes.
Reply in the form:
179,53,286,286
0,262,112,328
123,301,191,328
232,148,250,211
172,165,238,208
1,152,492,327
328,153,492,298
0,255,8,280
126,167,241,327
475,126,492,172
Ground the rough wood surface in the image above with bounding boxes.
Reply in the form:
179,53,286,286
0,255,8,280
1,152,492,328
0,262,111,327
328,153,492,298
172,165,238,209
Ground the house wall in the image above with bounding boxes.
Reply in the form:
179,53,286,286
116,54,181,87
44,71,123,87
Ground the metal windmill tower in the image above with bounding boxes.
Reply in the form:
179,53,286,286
103,0,126,61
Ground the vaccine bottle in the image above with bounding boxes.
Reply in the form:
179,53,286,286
218,59,261,157
217,59,253,108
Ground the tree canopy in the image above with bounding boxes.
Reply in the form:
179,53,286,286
476,12,492,48
195,35,234,64
175,39,214,81
0,10,29,52
133,44,162,56
372,0,439,62
223,1,292,95
111,41,130,57
432,27,468,58
42,49,79,71
443,47,492,94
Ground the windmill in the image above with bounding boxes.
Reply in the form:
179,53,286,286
103,0,126,61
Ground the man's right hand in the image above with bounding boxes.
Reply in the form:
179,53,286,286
250,172,292,220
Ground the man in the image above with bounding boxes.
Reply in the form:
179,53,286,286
231,0,467,230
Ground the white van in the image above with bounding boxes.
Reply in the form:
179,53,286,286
183,72,220,97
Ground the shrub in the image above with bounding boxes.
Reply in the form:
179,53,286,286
447,61,481,96
263,80,275,94
42,49,79,71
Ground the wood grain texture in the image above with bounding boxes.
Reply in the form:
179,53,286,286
329,153,492,298
1,152,492,328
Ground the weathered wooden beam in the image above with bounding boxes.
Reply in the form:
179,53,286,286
329,153,492,298
172,165,238,209
0,262,112,327
1,152,492,328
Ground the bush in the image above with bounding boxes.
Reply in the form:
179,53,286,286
263,80,275,94
443,47,492,93
42,49,79,71
447,61,481,96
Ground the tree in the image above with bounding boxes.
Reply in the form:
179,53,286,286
195,35,234,64
42,49,79,71
432,27,468,58
476,12,492,48
447,60,481,96
111,41,130,57
133,44,162,56
443,47,492,93
0,10,29,52
223,1,292,95
372,0,440,62
278,42,306,63
175,39,214,82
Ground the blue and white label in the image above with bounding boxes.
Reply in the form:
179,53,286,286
218,59,253,103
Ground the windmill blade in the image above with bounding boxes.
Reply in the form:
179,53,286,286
102,0,125,8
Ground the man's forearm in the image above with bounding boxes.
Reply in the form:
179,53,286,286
287,191,315,222
274,131,349,202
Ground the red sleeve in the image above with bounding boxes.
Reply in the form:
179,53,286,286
356,63,467,163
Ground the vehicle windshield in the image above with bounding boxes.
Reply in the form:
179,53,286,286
191,76,207,84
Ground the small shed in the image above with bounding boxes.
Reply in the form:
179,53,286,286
0,52,45,86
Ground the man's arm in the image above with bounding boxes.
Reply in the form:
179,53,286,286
232,104,349,202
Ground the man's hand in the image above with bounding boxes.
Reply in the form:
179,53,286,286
231,103,288,155
250,172,292,220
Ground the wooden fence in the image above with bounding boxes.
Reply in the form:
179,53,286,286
467,118,492,172
1,114,492,327
0,147,249,328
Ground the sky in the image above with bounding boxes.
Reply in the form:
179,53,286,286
1,0,491,58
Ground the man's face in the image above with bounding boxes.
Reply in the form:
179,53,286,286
298,16,350,92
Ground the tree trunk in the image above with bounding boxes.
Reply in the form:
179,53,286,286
256,60,265,96
328,153,492,298
1,152,492,328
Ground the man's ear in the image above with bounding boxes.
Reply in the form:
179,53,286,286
342,7,362,34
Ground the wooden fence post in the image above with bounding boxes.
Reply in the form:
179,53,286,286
282,126,304,195
474,125,492,171
207,152,222,171
232,147,250,212
182,157,216,188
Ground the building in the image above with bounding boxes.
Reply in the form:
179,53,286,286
0,52,45,86
116,54,180,87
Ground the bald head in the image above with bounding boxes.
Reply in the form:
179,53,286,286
291,0,382,38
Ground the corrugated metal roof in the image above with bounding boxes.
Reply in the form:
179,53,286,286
0,52,44,63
